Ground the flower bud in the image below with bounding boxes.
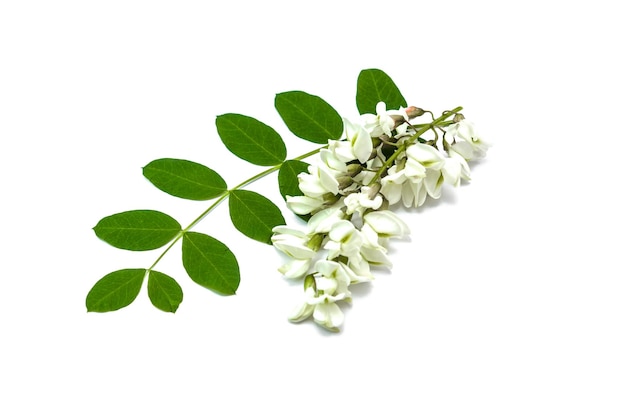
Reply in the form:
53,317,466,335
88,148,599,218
307,233,323,252
346,163,363,177
337,175,353,190
304,274,317,291
453,113,465,123
390,115,407,126
367,182,381,200
323,192,341,205
405,106,425,119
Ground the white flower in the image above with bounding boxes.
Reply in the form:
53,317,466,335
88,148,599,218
424,167,444,199
319,148,347,175
286,194,324,215
380,165,407,205
359,223,392,267
355,211,410,268
271,226,316,279
405,143,446,201
316,259,368,289
441,150,471,187
298,148,351,197
324,220,363,260
343,186,383,216
328,118,373,163
297,164,339,197
288,261,355,331
312,301,345,331
278,259,312,279
363,210,410,238
400,178,428,208
344,255,375,281
405,143,445,175
271,226,316,259
306,207,346,234
446,120,489,160
361,101,409,137
288,285,316,323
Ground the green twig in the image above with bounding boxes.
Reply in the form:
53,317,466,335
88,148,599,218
367,106,463,186
147,145,326,272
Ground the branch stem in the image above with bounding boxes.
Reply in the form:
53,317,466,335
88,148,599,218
367,106,463,186
147,145,326,272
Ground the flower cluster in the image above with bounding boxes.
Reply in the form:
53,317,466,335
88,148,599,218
272,102,488,331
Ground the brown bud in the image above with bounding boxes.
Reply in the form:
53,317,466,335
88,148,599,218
453,113,465,123
337,175,353,190
390,114,407,126
367,182,381,199
405,106,425,119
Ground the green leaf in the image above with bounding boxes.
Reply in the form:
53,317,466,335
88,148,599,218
215,113,286,166
182,232,240,295
275,91,343,144
93,210,181,251
229,190,285,244
356,68,407,115
143,158,227,200
278,160,309,200
86,269,146,312
148,270,183,313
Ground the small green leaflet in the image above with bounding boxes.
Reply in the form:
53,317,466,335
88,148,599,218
182,232,240,295
275,91,343,144
147,270,183,313
356,69,407,115
278,160,309,200
93,210,181,251
215,113,286,166
229,190,285,244
86,269,146,312
143,158,227,200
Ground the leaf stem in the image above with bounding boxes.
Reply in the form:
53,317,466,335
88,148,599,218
367,106,463,186
147,145,327,272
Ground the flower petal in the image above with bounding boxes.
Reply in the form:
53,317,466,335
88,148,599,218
364,210,410,238
313,302,344,331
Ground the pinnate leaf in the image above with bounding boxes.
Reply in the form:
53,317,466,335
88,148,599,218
215,113,286,166
182,232,240,295
229,190,285,244
275,91,343,144
278,160,309,200
148,270,183,313
356,68,407,115
143,158,227,200
93,210,181,251
86,269,146,312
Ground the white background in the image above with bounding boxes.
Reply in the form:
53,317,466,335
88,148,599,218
1,1,625,416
